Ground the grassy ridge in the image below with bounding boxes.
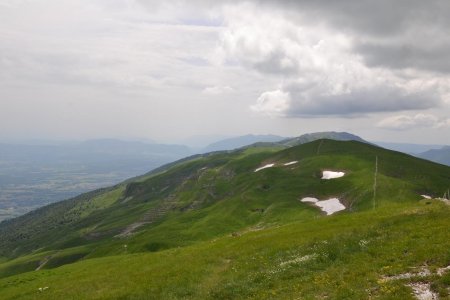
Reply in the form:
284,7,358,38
0,139,449,298
0,201,449,299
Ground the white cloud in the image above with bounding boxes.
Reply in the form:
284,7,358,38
0,0,222,91
377,114,450,130
202,85,234,95
250,89,290,117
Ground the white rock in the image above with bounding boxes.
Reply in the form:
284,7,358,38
407,282,438,300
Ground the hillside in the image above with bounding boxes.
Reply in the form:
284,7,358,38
0,140,449,299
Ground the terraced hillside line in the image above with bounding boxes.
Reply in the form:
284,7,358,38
115,195,178,238
35,251,60,271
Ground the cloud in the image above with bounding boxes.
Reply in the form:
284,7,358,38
217,2,446,116
377,114,450,130
355,41,450,74
256,0,450,74
202,85,234,95
251,89,290,117
0,0,222,91
1,0,450,143
286,86,439,116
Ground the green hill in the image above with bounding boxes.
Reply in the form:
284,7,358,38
0,139,449,299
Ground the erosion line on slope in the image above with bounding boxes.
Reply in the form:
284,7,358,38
316,140,324,155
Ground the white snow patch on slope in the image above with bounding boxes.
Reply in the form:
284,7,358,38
300,197,345,215
254,164,275,172
284,161,298,166
300,197,318,203
322,171,345,179
421,195,432,199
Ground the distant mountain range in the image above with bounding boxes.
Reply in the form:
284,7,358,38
417,146,450,166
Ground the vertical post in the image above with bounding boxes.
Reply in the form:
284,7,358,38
373,156,378,210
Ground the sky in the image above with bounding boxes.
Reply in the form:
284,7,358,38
1,0,450,145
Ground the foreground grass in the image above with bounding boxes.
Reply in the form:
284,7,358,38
1,200,449,299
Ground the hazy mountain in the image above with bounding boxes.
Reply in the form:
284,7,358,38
181,134,232,149
417,146,450,166
201,132,368,153
201,134,287,152
374,141,445,154
279,131,368,147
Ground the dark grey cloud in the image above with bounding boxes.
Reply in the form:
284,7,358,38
286,85,440,116
141,0,450,74
355,41,450,73
258,0,450,74
261,0,450,35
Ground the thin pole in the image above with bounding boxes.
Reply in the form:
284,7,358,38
373,156,378,210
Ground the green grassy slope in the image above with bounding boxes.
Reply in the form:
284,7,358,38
0,139,449,299
0,201,449,299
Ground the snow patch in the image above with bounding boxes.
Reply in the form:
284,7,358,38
322,171,345,179
284,161,298,166
300,197,345,215
315,198,346,215
300,197,318,203
421,195,432,199
254,163,275,172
